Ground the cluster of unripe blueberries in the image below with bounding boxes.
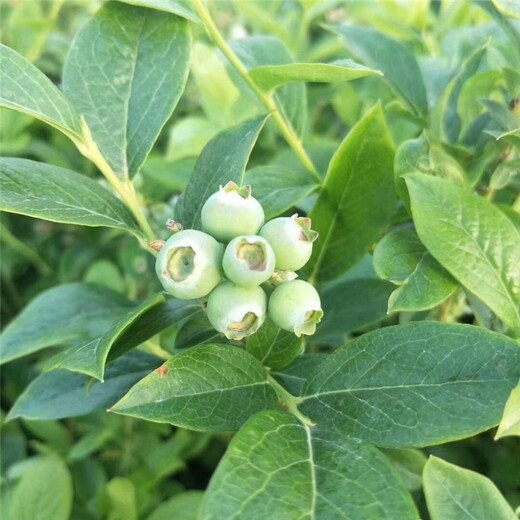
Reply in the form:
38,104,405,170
155,182,323,340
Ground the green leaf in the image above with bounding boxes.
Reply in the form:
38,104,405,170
301,322,520,448
246,317,303,370
174,312,222,349
248,59,382,91
199,410,419,519
10,455,73,520
431,44,487,143
332,25,428,116
0,158,138,233
180,114,269,229
0,44,82,138
373,229,457,312
112,344,279,431
315,278,394,341
116,0,199,22
230,36,307,137
244,165,317,219
63,2,190,179
104,478,137,520
45,295,200,380
405,174,520,335
271,354,328,396
495,382,520,439
306,104,396,282
7,351,160,421
0,283,134,365
423,456,516,520
492,0,520,19
382,448,427,492
147,491,204,520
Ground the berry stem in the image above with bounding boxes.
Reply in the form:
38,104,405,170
192,0,321,184
267,373,315,427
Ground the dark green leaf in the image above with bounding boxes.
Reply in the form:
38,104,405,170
112,344,278,431
0,283,134,365
116,0,199,22
63,2,190,178
301,322,520,447
10,455,73,520
423,456,516,520
45,295,200,380
248,59,382,91
199,410,419,519
0,44,82,138
0,158,138,233
271,354,328,396
244,165,317,219
382,448,427,492
7,351,160,421
246,317,303,370
306,104,396,282
332,26,428,116
174,311,223,349
405,174,520,335
180,114,269,229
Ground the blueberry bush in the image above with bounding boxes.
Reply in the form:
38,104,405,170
0,1,519,519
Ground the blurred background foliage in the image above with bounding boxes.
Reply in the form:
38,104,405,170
0,0,519,518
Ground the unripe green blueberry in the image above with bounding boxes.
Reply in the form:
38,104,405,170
201,181,265,242
268,280,323,337
223,235,275,286
156,230,223,300
259,214,318,271
207,281,267,340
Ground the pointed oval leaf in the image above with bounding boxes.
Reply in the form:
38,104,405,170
423,457,516,520
301,322,520,447
495,382,520,439
0,158,138,233
0,283,134,365
405,174,520,335
0,44,82,138
63,2,190,178
331,26,428,116
306,104,396,282
199,410,419,520
112,344,279,431
179,113,269,229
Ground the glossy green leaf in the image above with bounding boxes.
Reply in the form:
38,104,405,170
246,317,303,370
495,382,520,439
249,59,382,91
147,491,204,520
0,158,138,233
45,295,200,380
405,174,520,335
332,25,428,116
180,114,269,229
374,229,457,312
244,165,317,219
199,410,419,519
116,0,199,22
112,344,279,431
10,455,73,520
382,448,427,492
0,283,134,365
306,104,396,282
301,322,520,447
174,312,222,349
271,354,328,396
230,36,307,137
315,278,394,341
63,2,190,179
0,44,82,138
431,44,487,143
7,351,160,421
423,456,516,520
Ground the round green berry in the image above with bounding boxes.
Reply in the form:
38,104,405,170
156,230,223,300
259,214,318,271
207,281,267,340
201,181,265,242
268,280,323,337
223,235,275,287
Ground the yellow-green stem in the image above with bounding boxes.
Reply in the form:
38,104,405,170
192,0,320,183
